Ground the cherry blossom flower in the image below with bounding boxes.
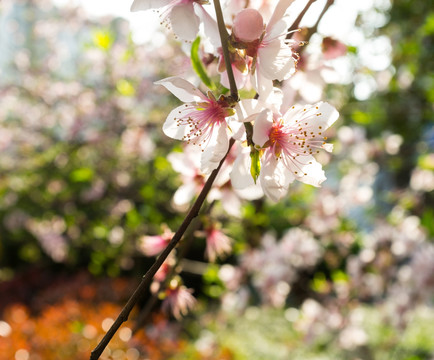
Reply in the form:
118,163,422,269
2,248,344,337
161,278,196,319
130,0,216,42
322,36,348,60
156,76,237,174
138,225,174,256
232,101,339,202
198,223,232,262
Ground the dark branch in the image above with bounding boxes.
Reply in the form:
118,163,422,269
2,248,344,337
90,138,236,360
213,0,239,101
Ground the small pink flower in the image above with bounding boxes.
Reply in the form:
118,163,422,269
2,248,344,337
161,279,196,319
138,225,174,256
201,224,232,262
322,37,347,60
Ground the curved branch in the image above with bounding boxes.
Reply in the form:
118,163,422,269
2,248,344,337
90,138,236,360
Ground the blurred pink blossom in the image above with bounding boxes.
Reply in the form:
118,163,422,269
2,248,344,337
162,280,196,319
138,225,174,257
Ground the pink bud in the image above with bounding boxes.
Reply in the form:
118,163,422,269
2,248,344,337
233,9,264,42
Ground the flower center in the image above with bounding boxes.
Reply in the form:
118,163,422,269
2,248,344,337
176,98,234,149
269,121,284,144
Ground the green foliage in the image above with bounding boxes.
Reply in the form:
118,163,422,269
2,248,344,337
191,37,216,91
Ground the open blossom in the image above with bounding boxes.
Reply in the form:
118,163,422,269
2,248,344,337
156,76,237,173
161,278,196,319
198,223,232,262
232,101,339,202
130,0,216,41
138,225,174,256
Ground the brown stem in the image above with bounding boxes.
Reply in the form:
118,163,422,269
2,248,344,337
307,0,334,37
90,138,235,360
288,0,317,33
132,202,214,334
213,0,239,101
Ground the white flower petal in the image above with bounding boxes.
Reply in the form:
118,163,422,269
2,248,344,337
251,67,273,97
322,143,334,152
196,4,221,49
130,0,171,11
220,66,248,90
266,16,292,39
167,149,200,177
296,158,327,187
235,99,267,123
163,105,194,140
234,182,264,200
155,76,206,103
207,187,222,202
313,102,340,129
283,102,339,130
297,70,324,103
173,182,197,207
230,146,255,189
263,87,284,114
214,160,231,187
170,3,200,41
228,117,245,141
221,190,242,217
252,109,273,147
267,0,295,31
200,125,230,174
281,154,326,187
258,40,296,81
260,155,294,202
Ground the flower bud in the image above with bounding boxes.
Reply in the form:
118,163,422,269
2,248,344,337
233,9,264,42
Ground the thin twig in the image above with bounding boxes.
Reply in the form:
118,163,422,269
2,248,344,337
132,202,216,334
307,0,334,37
213,0,239,101
90,139,235,360
288,0,317,33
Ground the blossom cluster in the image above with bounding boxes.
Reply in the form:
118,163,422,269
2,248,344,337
132,0,339,205
129,0,344,319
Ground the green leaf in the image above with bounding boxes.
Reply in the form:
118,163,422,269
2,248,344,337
351,110,372,125
191,37,215,91
250,148,261,183
70,167,94,182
